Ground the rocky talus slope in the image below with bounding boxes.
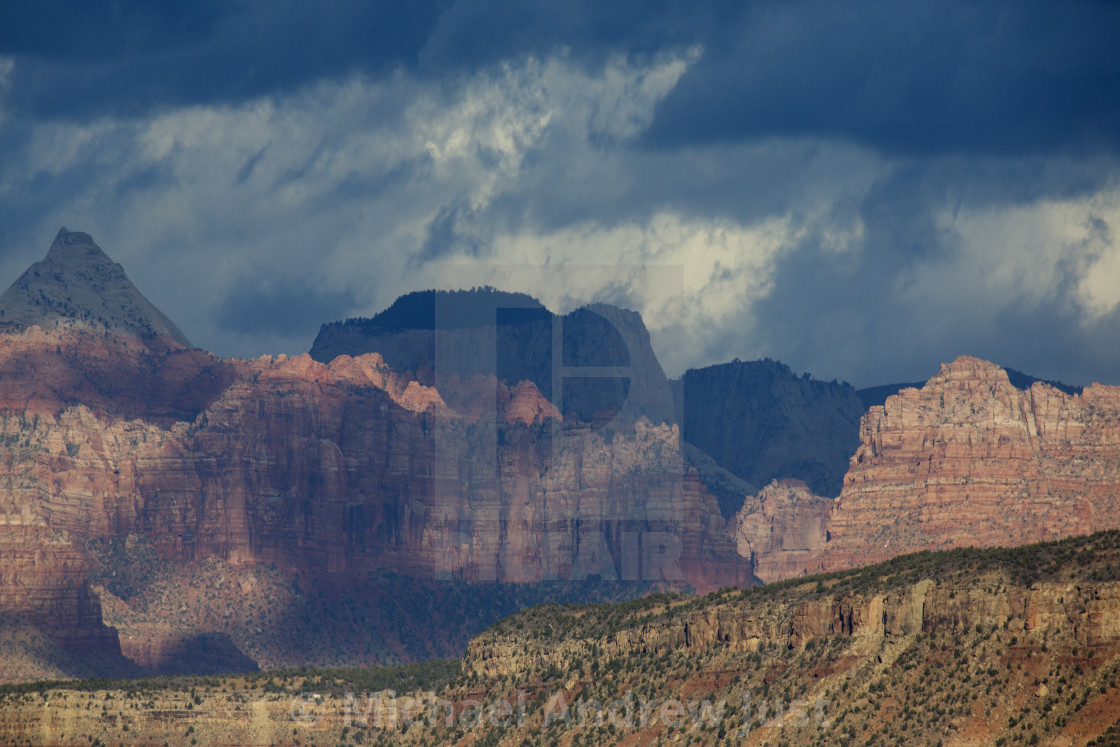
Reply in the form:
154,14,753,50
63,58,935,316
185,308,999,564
0,230,233,424
0,228,190,349
4,532,1119,745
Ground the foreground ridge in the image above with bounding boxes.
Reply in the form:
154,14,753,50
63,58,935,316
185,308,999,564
449,530,1120,745
2,532,1119,744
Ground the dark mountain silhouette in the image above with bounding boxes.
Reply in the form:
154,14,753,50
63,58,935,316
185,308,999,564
310,288,676,426
672,359,865,502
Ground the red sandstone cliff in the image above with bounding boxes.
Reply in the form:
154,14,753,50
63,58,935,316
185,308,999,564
0,329,745,677
821,355,1120,570
733,479,830,583
735,355,1120,580
0,230,749,679
11,228,1120,683
118,350,742,588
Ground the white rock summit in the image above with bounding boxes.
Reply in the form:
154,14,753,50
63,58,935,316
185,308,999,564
0,228,191,348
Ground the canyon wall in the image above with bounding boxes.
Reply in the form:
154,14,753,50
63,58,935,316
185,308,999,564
733,479,831,584
735,356,1120,581
0,328,746,677
821,356,1120,572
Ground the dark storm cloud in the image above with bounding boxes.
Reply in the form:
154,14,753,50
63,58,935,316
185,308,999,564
0,2,224,60
743,157,1120,387
642,0,1120,157
214,273,358,338
5,1,1118,157
0,0,446,118
1,0,1118,385
415,201,485,266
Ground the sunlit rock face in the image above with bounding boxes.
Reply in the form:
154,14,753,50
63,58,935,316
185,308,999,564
733,479,831,584
819,355,1120,571
8,229,1120,681
735,356,1120,581
0,343,747,676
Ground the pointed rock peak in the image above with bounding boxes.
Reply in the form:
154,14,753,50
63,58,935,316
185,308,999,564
45,227,113,263
0,229,192,349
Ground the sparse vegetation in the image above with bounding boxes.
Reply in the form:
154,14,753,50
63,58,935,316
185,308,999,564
4,530,1120,745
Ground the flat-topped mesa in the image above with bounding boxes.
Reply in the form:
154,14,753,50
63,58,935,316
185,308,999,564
0,228,191,349
310,289,676,427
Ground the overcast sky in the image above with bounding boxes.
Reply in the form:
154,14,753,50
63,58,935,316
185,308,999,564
1,0,1118,387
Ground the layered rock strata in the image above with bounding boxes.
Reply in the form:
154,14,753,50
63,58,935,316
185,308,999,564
735,356,1120,581
465,575,1120,680
0,526,120,657
821,356,1120,572
733,479,831,583
0,329,745,677
2,343,745,578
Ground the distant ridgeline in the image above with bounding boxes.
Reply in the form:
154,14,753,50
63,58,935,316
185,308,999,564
310,288,676,426
328,288,547,333
672,359,866,503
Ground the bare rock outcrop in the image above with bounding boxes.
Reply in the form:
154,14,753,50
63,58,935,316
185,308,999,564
733,356,1120,582
0,337,745,678
464,568,1120,681
0,325,236,423
733,480,831,583
820,356,1120,572
0,231,748,680
0,525,124,667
